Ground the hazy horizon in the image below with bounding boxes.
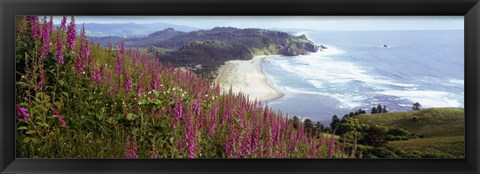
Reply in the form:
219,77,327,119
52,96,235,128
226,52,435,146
51,16,464,31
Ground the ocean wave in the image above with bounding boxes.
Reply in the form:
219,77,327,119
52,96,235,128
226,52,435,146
378,90,463,108
263,43,464,111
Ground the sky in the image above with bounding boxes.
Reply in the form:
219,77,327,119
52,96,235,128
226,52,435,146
53,16,464,31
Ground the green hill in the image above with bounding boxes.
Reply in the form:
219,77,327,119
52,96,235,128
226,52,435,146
356,108,464,137
356,108,464,158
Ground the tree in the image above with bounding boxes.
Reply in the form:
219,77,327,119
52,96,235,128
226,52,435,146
330,115,340,131
362,125,387,147
382,105,388,113
304,119,314,133
292,116,300,129
377,104,383,113
371,107,377,114
336,117,368,135
315,121,325,133
412,102,421,110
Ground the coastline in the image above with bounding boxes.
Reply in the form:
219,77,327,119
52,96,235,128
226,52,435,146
215,55,285,103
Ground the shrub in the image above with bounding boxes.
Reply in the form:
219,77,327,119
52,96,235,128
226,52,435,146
336,117,368,135
362,125,387,147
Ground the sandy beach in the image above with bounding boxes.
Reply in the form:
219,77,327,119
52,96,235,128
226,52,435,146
215,55,284,103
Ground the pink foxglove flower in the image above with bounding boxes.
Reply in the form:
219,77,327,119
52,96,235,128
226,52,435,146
132,134,138,158
124,76,133,92
60,16,67,31
37,68,45,89
39,18,51,58
27,16,39,39
15,105,29,122
56,32,64,64
75,56,85,75
51,107,67,126
66,16,76,50
124,135,132,158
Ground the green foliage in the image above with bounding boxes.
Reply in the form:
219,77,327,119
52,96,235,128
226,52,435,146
362,125,387,147
412,102,422,110
303,119,314,133
385,128,414,141
330,115,340,131
336,117,368,135
292,116,300,129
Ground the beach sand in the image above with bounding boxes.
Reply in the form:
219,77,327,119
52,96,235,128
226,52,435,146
215,55,284,103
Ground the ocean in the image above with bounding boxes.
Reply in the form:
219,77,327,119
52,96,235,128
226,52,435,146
261,30,464,125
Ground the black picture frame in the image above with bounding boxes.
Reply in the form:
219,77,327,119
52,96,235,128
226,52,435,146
1,0,479,173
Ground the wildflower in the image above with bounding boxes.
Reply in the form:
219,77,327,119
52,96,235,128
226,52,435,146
175,100,183,121
178,139,183,150
75,55,85,75
193,100,201,115
66,16,76,50
225,131,233,157
90,67,101,83
120,40,125,55
51,107,67,126
37,68,45,89
137,83,143,99
60,16,67,31
215,84,221,94
100,65,106,81
327,134,335,158
48,16,53,34
351,135,358,158
132,133,138,158
124,76,133,92
124,135,132,158
114,53,123,74
27,16,39,39
56,33,64,64
150,73,158,90
15,105,29,122
80,24,90,57
39,18,51,57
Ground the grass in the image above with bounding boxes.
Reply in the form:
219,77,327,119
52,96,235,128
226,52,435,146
387,136,464,158
356,108,464,137
356,108,464,158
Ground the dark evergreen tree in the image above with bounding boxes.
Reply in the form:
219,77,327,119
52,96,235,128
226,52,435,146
304,119,314,133
362,125,387,147
377,104,383,113
330,115,340,131
292,116,300,129
371,107,377,114
412,102,421,110
382,105,388,113
360,109,366,114
315,121,325,133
